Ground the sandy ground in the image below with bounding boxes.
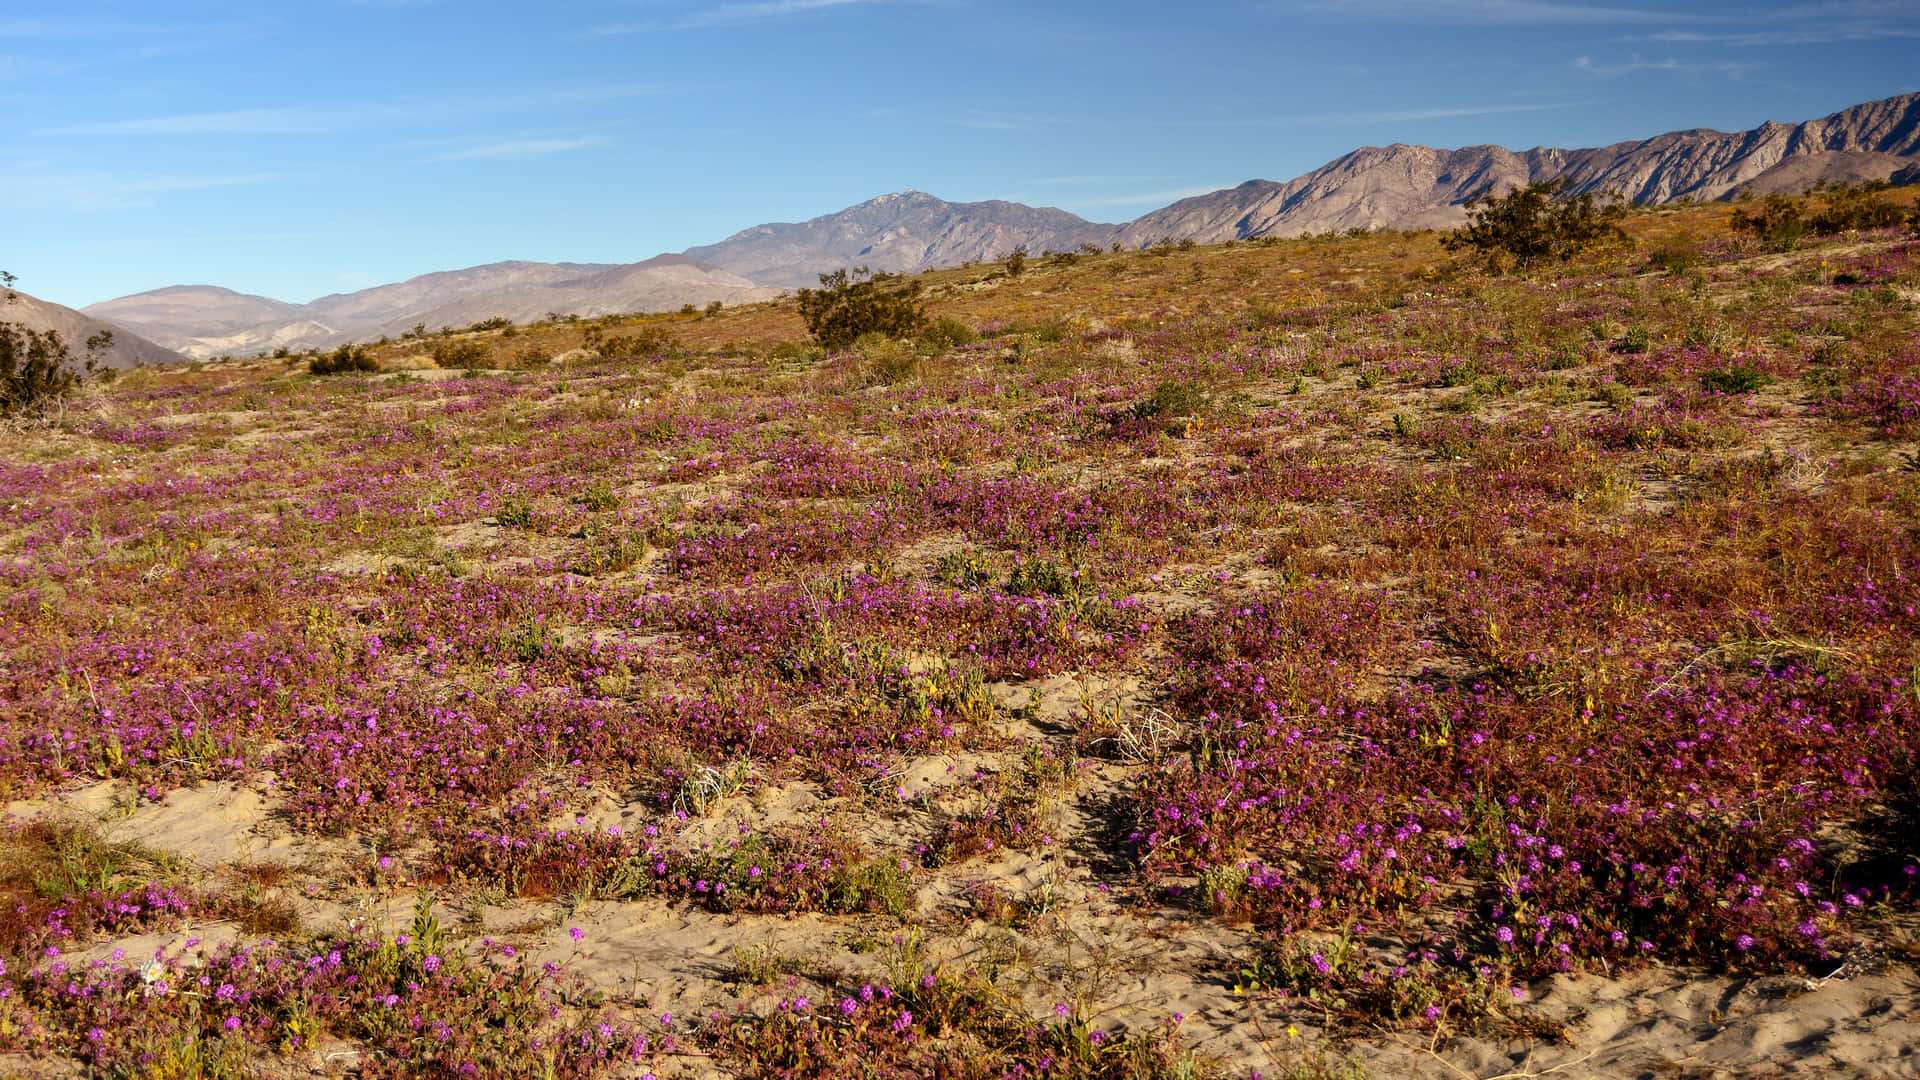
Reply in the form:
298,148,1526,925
7,769,1918,1080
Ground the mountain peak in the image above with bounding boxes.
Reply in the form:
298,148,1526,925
684,190,1113,289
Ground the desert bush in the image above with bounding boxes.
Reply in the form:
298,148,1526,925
598,323,678,359
1808,181,1906,234
1130,381,1207,420
1443,180,1627,270
1,324,94,416
1647,243,1703,275
1,272,100,416
1004,246,1028,277
859,334,920,383
308,344,380,375
429,338,491,369
1699,366,1770,394
768,339,825,364
1731,195,1807,251
918,315,977,351
797,267,927,350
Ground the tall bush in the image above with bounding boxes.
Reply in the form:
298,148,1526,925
1,272,100,416
796,267,927,350
1444,180,1627,271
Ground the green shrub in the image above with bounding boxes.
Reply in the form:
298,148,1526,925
861,336,919,384
1731,195,1806,251
1,325,93,415
430,338,491,370
577,481,621,512
768,339,824,364
934,549,994,588
1,272,100,415
796,267,927,350
598,324,678,359
1129,380,1207,420
1808,181,1905,233
918,315,977,351
308,344,380,375
1700,366,1770,394
1443,180,1627,270
1647,244,1703,275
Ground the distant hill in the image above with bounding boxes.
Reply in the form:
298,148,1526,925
1115,91,1920,245
85,91,1919,354
85,257,775,359
4,288,189,371
684,190,1116,289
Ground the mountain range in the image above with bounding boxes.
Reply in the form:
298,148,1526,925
3,288,187,371
76,90,1920,360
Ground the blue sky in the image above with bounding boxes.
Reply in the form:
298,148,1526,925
3,1,1915,308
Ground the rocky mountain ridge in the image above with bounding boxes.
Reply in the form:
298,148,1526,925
84,91,1919,359
683,190,1116,289
1118,91,1920,245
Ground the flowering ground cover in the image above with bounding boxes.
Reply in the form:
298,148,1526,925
3,193,1919,1078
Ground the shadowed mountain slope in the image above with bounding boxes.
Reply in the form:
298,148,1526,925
5,289,190,371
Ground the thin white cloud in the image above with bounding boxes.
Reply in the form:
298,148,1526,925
1032,174,1169,186
37,84,672,138
1649,23,1920,43
1279,0,1713,25
1574,54,1761,77
1335,102,1583,123
425,136,608,161
1069,186,1227,208
39,105,384,136
5,170,277,211
0,17,186,37
595,0,893,33
1184,100,1584,129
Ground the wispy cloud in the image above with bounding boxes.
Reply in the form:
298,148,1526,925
37,84,673,138
5,170,276,211
1184,100,1583,129
1574,54,1761,77
424,136,608,161
1031,174,1168,186
594,0,896,33
1651,25,1919,42
0,16,187,37
1067,185,1226,208
38,106,369,136
1276,0,1712,25
1331,102,1584,123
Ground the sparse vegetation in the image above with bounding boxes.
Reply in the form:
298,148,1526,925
3,187,1918,1078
